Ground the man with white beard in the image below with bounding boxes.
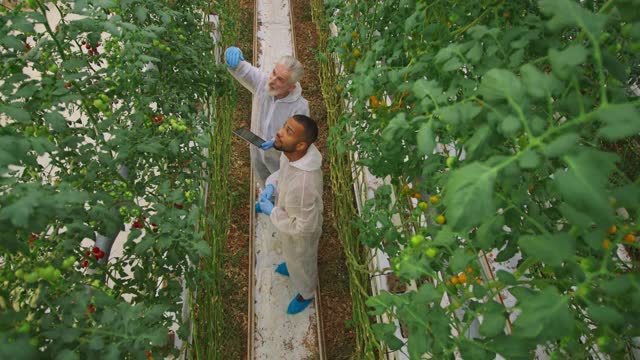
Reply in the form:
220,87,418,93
224,47,310,184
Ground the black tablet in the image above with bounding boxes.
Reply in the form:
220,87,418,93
233,127,266,148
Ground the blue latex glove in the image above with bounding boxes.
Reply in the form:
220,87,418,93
259,184,275,201
258,198,274,216
225,47,244,69
260,138,275,151
255,201,262,214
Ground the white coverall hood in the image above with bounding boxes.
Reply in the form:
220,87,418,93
265,145,323,299
289,144,322,172
228,61,310,184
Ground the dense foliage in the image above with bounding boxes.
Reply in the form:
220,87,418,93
324,0,640,358
0,0,230,358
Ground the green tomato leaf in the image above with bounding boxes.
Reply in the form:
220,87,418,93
518,233,575,266
539,0,607,35
521,63,560,98
518,149,541,169
496,270,518,285
367,290,408,315
466,42,483,63
412,79,444,103
414,281,442,303
555,148,618,225
0,105,31,123
595,103,640,140
371,323,404,351
464,124,491,160
587,305,624,326
480,309,506,337
512,286,573,340
500,115,521,137
600,275,631,296
459,338,491,360
543,133,580,158
437,103,482,126
558,202,593,228
381,113,409,143
479,68,523,102
549,45,588,79
135,5,148,22
449,247,474,273
193,240,211,257
444,162,496,231
416,120,435,156
476,215,504,250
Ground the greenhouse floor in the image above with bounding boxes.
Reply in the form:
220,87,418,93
249,0,323,358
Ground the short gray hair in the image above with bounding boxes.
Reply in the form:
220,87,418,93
277,55,304,84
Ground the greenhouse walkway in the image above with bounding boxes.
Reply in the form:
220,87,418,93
247,0,325,359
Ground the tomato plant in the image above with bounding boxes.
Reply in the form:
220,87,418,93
321,0,640,358
0,0,233,357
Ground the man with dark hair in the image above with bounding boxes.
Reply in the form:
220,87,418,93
224,47,309,184
256,115,323,314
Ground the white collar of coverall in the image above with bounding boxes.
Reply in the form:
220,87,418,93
289,144,322,171
275,82,302,103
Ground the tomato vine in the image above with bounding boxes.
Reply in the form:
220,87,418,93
322,0,640,358
0,0,232,357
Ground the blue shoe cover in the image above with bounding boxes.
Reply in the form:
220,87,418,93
275,262,289,276
287,293,313,315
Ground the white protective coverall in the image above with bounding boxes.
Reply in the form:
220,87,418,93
227,61,310,183
265,145,323,299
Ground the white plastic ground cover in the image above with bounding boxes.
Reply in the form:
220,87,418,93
251,0,321,358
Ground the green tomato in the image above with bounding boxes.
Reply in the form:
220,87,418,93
14,269,24,279
446,156,457,168
17,322,31,333
153,39,160,47
48,64,58,73
579,258,595,272
99,94,109,103
24,272,39,283
39,266,57,282
179,34,186,41
576,284,590,298
119,206,128,216
410,234,425,247
424,247,438,258
418,201,428,211
62,256,76,270
130,208,140,217
596,336,611,351
92,99,105,110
